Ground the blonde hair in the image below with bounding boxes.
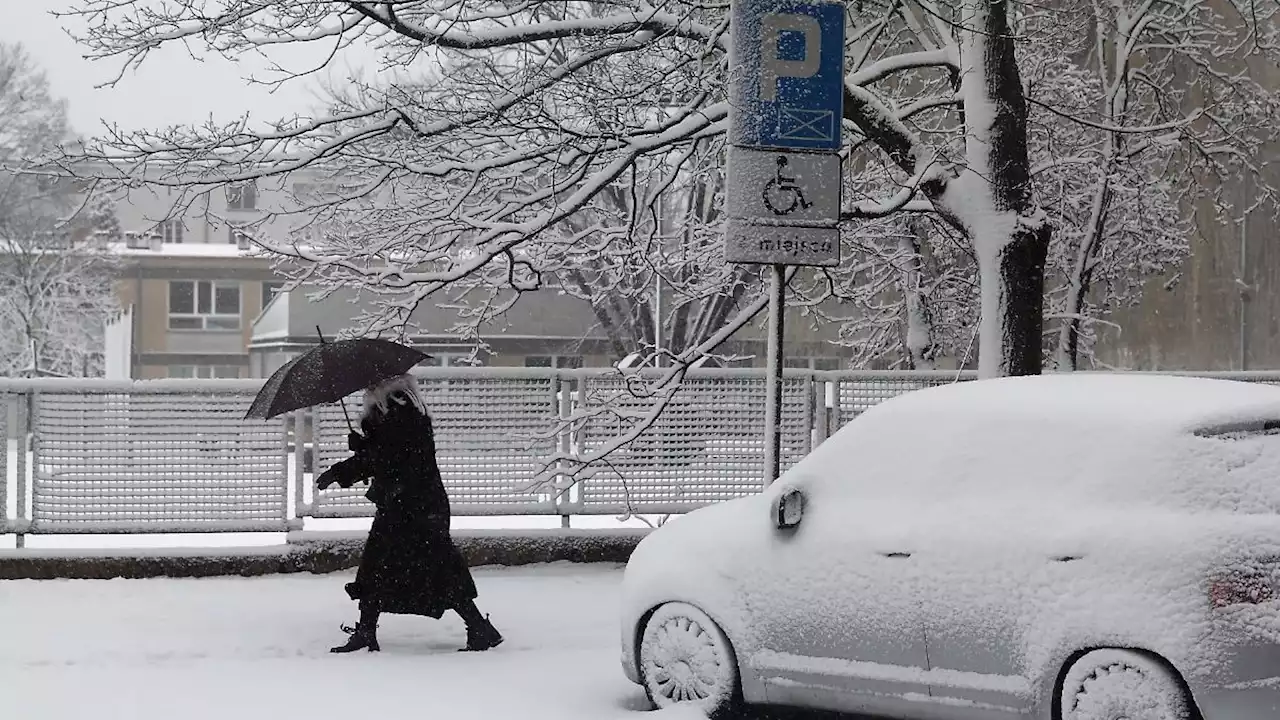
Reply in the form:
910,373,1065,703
362,374,427,418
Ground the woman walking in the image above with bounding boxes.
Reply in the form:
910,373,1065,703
316,374,503,654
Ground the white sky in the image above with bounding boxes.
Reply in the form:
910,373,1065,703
0,1,361,136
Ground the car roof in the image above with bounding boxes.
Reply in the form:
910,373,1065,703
791,373,1280,510
863,373,1280,435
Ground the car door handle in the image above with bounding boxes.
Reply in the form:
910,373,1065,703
882,552,912,559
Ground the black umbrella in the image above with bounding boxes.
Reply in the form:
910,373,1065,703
244,329,431,429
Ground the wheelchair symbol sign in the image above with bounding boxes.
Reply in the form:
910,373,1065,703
724,146,840,225
762,155,813,215
723,147,842,266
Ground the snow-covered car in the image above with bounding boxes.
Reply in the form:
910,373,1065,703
620,373,1280,720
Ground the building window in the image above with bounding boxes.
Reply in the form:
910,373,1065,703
228,226,253,247
157,219,184,244
292,181,337,202
168,281,241,330
262,282,284,305
524,356,552,368
169,365,241,379
226,182,257,211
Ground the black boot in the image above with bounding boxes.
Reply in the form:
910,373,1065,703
331,605,380,653
461,616,503,652
455,600,503,652
330,621,380,653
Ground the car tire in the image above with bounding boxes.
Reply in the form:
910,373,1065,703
1060,649,1194,720
639,602,742,718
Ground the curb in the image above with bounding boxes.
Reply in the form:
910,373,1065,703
0,529,651,580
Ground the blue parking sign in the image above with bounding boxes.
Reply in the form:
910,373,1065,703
729,0,846,151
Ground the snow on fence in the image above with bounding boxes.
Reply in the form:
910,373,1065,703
32,388,287,534
4,368,1277,539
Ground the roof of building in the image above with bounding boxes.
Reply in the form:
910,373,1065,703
107,241,265,259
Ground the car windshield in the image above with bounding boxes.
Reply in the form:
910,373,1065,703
791,411,1280,516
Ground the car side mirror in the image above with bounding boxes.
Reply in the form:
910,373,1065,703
774,487,805,530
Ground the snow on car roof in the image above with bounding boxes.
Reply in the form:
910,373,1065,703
861,373,1280,435
790,373,1280,513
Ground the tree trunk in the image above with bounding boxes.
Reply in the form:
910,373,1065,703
564,268,631,360
959,0,1050,378
1054,173,1111,371
899,222,939,370
1054,7,1127,372
977,223,1050,377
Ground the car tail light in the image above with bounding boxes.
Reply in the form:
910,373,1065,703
1210,567,1276,608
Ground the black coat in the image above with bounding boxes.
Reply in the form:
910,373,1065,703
317,396,477,617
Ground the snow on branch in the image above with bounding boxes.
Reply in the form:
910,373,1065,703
347,1,724,49
49,0,1280,390
846,48,955,87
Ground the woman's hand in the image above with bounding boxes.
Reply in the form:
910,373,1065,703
316,457,370,489
316,465,343,490
348,431,367,453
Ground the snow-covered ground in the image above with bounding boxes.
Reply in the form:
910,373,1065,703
1,562,704,720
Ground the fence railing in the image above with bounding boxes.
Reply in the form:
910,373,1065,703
4,368,1279,542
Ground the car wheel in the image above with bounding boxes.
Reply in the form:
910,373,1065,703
639,602,741,718
1060,649,1194,720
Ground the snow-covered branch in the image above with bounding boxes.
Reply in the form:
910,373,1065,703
0,42,120,377
47,0,1278,452
517,264,789,492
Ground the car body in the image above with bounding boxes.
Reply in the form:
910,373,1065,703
620,374,1280,719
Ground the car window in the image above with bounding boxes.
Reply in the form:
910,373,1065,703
1178,422,1280,514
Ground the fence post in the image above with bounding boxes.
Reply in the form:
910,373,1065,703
280,412,295,531
3,395,12,538
13,390,32,548
311,402,332,519
800,372,814,459
291,410,310,528
555,373,574,528
813,377,830,447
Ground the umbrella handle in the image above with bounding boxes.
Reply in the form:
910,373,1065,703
317,325,357,434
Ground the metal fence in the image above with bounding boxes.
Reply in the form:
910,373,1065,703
4,368,1278,541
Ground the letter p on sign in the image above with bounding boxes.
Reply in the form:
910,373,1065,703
759,13,821,102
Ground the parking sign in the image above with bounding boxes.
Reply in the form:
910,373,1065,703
724,0,844,266
729,0,846,151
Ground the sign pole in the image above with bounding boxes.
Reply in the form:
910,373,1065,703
724,0,843,488
763,263,786,487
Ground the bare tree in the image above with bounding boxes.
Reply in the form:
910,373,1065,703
54,0,1054,377
50,0,1278,481
1021,0,1276,370
802,213,977,370
0,42,120,377
812,0,1275,371
515,146,755,365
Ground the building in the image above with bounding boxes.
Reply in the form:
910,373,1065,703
248,283,617,378
99,173,849,379
112,239,279,378
247,282,851,379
